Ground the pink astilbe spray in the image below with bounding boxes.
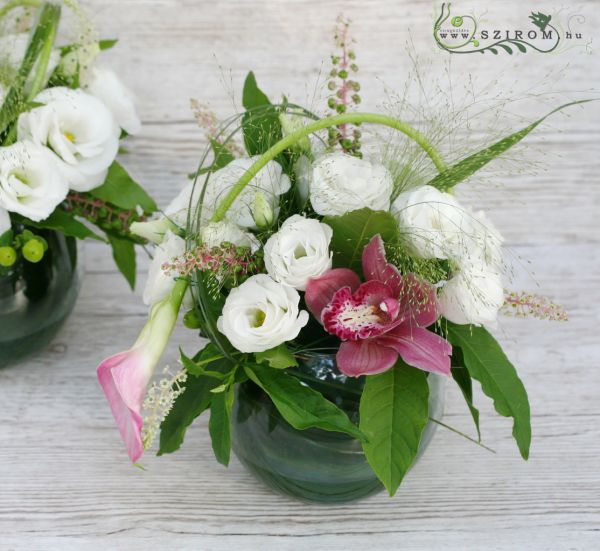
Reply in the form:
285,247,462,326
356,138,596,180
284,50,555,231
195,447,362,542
502,290,569,321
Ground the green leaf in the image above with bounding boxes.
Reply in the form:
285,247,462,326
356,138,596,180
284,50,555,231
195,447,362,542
90,162,157,213
451,348,481,441
0,228,14,246
242,71,271,110
244,364,365,441
99,38,118,50
323,208,398,273
428,100,594,191
208,386,234,466
180,345,229,380
158,350,235,455
359,361,429,496
241,71,283,156
210,138,235,170
255,344,298,369
107,234,136,289
17,210,104,241
445,322,531,459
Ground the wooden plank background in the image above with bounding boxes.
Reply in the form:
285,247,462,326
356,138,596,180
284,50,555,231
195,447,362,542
1,1,599,549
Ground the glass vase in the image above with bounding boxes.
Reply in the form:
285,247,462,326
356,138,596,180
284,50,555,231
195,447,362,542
0,230,81,368
231,353,445,503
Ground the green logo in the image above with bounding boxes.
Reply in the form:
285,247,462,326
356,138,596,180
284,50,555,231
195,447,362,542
434,3,585,55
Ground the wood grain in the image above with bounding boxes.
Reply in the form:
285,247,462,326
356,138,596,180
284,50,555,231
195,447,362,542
1,0,599,549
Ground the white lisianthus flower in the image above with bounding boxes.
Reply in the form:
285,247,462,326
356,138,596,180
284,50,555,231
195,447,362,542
143,230,186,306
217,274,309,353
0,33,60,91
309,153,393,216
165,158,291,229
201,220,260,252
17,87,120,192
0,207,10,235
392,185,503,268
264,215,333,291
83,67,142,135
438,265,505,326
0,141,68,221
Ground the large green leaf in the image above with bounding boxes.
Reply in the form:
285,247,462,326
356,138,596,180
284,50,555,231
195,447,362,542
451,347,481,441
241,71,283,156
17,210,103,241
359,361,429,496
428,100,594,190
107,234,136,289
158,347,234,455
90,161,157,213
323,208,398,273
445,322,531,459
208,386,234,466
244,364,365,441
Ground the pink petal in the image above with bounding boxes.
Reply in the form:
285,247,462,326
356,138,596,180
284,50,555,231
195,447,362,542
97,348,151,462
336,339,399,377
322,281,399,340
362,235,402,296
397,273,440,328
378,325,452,375
305,268,361,320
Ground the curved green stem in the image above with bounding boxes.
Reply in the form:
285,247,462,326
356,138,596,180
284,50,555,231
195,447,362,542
210,112,446,223
0,0,41,19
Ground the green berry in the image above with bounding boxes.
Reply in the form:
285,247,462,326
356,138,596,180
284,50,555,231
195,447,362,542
337,69,348,79
0,246,17,267
327,98,336,109
22,239,44,263
336,103,347,114
183,309,201,329
327,81,336,91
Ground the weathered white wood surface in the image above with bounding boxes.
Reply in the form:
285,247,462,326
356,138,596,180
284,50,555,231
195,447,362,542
1,1,599,549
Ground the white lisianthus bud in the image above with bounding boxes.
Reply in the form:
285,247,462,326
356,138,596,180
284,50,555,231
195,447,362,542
0,141,68,222
294,155,312,206
392,185,503,269
279,113,311,152
0,207,10,236
252,191,274,229
143,230,186,306
164,158,291,230
309,153,393,216
201,220,260,252
58,42,100,80
438,265,505,326
130,217,177,245
217,274,309,353
17,87,120,192
84,67,142,135
264,215,333,291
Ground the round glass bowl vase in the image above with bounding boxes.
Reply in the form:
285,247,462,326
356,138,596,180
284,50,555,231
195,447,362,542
0,230,81,368
231,353,445,503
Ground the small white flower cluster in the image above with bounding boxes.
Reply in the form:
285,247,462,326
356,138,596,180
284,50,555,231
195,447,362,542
141,365,188,451
0,33,140,228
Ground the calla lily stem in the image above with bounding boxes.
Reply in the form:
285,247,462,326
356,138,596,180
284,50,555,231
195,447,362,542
210,112,446,223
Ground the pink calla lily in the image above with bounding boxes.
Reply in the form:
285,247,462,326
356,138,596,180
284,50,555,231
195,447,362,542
306,235,452,377
97,279,187,462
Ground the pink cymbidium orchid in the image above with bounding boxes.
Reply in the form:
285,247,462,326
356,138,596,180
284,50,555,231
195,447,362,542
305,235,451,377
97,278,188,462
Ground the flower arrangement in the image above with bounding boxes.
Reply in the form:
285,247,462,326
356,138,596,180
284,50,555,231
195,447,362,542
0,1,155,287
97,18,584,498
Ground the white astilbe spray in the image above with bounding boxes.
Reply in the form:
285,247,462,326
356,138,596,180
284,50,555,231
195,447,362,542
141,365,188,451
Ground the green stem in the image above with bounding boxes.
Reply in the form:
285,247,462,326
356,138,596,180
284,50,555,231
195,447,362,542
429,417,496,454
210,112,446,223
26,3,59,101
0,0,41,19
